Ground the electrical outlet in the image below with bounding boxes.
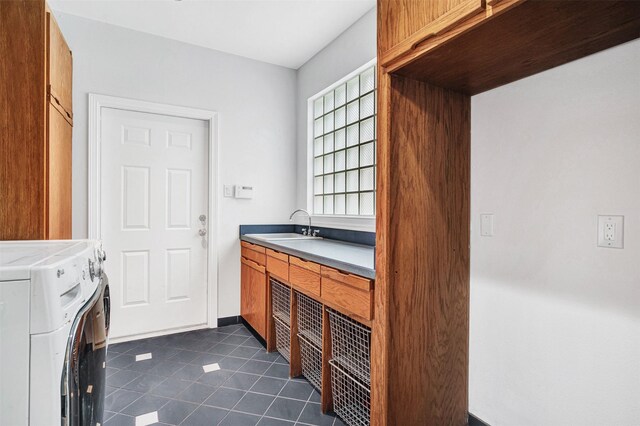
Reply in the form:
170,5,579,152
480,214,494,237
598,215,624,249
223,185,234,198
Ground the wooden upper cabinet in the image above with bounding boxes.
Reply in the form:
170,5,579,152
47,104,72,239
47,10,73,122
378,0,486,68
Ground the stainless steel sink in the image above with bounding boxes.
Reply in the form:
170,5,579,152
246,233,320,241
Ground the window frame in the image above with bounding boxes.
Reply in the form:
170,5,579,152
306,58,377,230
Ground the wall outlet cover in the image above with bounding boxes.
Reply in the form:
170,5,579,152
597,215,624,249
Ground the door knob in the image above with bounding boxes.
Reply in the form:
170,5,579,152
199,229,207,237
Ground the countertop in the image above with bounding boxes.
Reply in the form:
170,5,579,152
241,235,375,280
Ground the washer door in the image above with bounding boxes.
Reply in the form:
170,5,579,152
62,277,108,425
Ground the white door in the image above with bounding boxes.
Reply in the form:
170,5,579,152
101,108,209,339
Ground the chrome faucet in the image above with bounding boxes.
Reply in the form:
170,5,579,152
289,209,313,236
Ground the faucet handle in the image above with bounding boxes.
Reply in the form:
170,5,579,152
301,228,308,236
312,229,320,237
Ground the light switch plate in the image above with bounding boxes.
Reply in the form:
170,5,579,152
597,215,624,249
480,214,494,237
223,185,234,198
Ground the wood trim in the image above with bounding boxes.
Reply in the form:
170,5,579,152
241,256,266,274
46,102,72,239
289,287,302,377
49,93,73,126
266,248,288,262
380,0,486,68
320,266,373,292
289,256,321,273
265,277,277,353
320,306,333,413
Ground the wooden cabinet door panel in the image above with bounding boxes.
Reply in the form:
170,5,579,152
47,11,72,120
47,103,72,239
241,258,267,338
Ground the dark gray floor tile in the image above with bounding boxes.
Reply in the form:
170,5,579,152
122,373,166,393
232,328,254,337
297,403,335,426
265,397,306,421
109,340,140,353
230,346,260,359
150,376,192,398
104,413,135,426
220,411,261,426
249,377,287,396
264,363,290,379
178,382,218,404
104,388,142,412
233,392,275,415
106,386,119,397
125,358,160,373
169,349,201,364
241,338,264,349
333,416,346,426
191,352,225,367
107,369,141,388
157,399,199,425
252,350,282,363
181,405,229,426
120,394,170,416
148,360,187,377
221,335,249,345
149,346,182,361
223,372,260,390
210,343,238,356
173,364,205,381
257,418,294,426
108,353,136,369
181,339,212,352
279,381,313,401
237,359,271,375
274,355,289,365
106,367,120,378
197,369,234,387
203,387,246,409
104,410,118,421
218,356,248,371
309,390,321,403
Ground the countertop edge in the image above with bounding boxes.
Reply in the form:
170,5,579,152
241,235,376,280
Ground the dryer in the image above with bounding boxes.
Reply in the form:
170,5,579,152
0,240,109,425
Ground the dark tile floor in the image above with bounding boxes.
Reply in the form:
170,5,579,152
104,323,345,426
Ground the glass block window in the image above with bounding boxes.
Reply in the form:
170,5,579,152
311,65,376,216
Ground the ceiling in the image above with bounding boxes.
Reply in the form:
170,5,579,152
48,0,375,69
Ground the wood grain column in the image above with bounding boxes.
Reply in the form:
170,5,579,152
372,73,470,426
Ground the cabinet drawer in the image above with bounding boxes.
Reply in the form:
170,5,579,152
267,255,289,282
266,248,288,262
241,247,266,266
289,256,321,274
321,268,373,320
241,241,266,254
289,264,320,297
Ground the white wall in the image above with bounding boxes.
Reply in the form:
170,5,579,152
54,12,298,318
470,39,640,425
295,8,376,231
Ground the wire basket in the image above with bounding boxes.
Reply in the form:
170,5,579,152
327,308,371,385
330,360,370,426
271,279,291,325
274,316,291,362
295,291,323,348
298,334,322,391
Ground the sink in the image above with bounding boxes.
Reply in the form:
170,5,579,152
246,233,320,241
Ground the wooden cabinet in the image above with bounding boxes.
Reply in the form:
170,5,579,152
240,257,267,338
0,0,73,240
321,266,373,321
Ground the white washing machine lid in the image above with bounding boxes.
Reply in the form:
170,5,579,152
0,241,93,281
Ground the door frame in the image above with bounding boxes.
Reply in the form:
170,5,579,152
88,93,219,334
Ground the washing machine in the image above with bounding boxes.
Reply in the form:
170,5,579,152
0,240,109,425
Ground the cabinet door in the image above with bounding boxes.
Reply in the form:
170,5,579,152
47,103,72,239
241,258,267,338
47,11,72,121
